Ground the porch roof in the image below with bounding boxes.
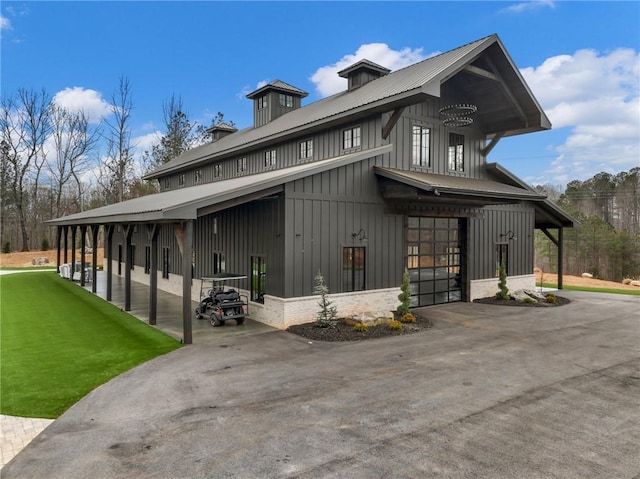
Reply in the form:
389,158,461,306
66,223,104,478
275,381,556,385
47,144,392,226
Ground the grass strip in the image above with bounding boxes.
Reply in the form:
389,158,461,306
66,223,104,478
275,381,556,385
0,271,181,418
540,283,640,296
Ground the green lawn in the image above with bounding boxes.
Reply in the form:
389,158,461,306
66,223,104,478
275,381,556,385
541,283,640,296
0,272,181,418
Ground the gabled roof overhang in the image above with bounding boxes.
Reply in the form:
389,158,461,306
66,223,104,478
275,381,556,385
47,145,393,226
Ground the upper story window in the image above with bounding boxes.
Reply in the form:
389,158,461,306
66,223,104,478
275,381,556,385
299,139,313,160
178,174,186,187
265,149,277,168
412,125,431,167
279,94,293,108
343,126,361,150
237,157,247,173
163,177,170,190
257,96,267,110
194,170,201,183
448,133,464,172
214,163,222,179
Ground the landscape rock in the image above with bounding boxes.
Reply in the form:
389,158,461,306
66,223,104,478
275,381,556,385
343,310,393,327
630,280,640,287
511,289,538,303
581,272,593,278
31,257,50,265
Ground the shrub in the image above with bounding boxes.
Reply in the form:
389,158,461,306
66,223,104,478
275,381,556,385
545,293,557,304
313,271,338,328
400,312,416,323
41,238,50,251
352,323,368,333
522,297,534,304
397,268,412,316
2,241,11,253
496,261,509,300
387,319,403,331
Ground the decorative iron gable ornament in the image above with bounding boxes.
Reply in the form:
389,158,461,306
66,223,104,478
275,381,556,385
439,103,477,127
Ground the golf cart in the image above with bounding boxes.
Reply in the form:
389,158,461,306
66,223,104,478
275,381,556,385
195,273,248,327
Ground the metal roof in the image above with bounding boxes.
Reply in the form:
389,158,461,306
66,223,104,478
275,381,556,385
374,167,545,201
145,34,519,180
47,144,393,226
245,80,309,99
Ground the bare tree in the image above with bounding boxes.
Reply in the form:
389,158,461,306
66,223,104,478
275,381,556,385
100,77,134,203
0,89,51,251
48,104,99,216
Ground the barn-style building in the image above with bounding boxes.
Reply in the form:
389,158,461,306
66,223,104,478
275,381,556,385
49,34,575,343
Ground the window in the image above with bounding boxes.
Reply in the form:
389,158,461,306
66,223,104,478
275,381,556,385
299,139,313,160
343,126,361,150
178,174,186,186
237,157,247,173
214,163,222,178
163,177,170,190
194,170,201,183
343,247,366,292
279,93,293,107
448,133,464,172
265,149,277,168
162,247,169,279
251,256,266,303
412,125,431,167
144,246,151,274
257,96,267,109
213,251,225,274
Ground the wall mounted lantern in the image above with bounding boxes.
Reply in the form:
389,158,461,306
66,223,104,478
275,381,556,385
500,230,517,241
352,228,368,243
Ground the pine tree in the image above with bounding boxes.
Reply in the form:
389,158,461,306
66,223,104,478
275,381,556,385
314,271,338,328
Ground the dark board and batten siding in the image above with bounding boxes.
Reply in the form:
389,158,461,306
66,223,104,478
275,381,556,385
468,203,536,280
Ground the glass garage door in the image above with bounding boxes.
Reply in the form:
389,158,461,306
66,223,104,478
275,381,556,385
406,217,462,306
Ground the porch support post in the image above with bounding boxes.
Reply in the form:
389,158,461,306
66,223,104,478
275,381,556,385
147,223,160,325
558,227,564,290
70,226,76,280
124,224,134,311
91,225,99,293
105,225,114,301
56,226,62,273
63,225,69,265
182,220,194,344
80,225,87,287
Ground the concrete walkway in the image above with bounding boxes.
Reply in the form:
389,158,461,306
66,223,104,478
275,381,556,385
3,289,639,478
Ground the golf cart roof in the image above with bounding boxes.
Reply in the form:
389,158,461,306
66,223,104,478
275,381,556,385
201,273,247,281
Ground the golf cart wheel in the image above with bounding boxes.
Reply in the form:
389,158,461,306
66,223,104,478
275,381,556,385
195,307,203,320
211,313,225,327
236,317,245,326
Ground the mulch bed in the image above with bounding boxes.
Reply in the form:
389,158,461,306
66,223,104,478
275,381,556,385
286,313,433,342
473,295,571,307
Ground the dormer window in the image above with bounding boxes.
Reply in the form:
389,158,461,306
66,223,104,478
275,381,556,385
163,177,170,190
279,94,293,108
178,174,186,187
265,149,277,168
214,164,222,179
299,139,313,160
257,96,267,110
194,170,201,183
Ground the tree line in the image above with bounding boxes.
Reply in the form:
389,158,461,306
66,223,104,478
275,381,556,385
535,168,640,282
0,81,227,252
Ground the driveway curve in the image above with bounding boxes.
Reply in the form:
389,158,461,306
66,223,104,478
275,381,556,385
3,291,639,479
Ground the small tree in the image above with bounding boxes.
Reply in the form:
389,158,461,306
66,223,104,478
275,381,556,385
314,270,337,328
496,260,510,300
397,268,412,315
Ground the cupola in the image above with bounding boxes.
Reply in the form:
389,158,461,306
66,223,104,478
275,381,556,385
206,122,237,142
246,80,308,128
338,59,391,91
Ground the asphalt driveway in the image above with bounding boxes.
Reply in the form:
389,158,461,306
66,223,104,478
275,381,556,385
3,290,639,479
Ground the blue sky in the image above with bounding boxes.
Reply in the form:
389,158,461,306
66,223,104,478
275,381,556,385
2,1,639,188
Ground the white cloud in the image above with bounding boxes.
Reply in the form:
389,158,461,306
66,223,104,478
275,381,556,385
310,43,430,97
238,80,269,99
0,14,12,30
53,87,112,124
521,47,640,183
132,131,162,153
501,0,555,14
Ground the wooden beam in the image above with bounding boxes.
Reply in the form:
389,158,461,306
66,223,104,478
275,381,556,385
558,228,564,290
56,226,62,274
147,224,160,325
91,225,99,293
480,131,505,157
63,225,68,266
463,65,497,81
105,225,114,301
124,224,134,311
182,220,194,344
381,107,405,140
80,225,87,287
540,227,559,247
485,56,528,125
70,226,76,281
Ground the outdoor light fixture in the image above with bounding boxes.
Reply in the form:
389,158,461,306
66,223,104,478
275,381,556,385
352,228,368,242
439,103,477,127
500,230,517,241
